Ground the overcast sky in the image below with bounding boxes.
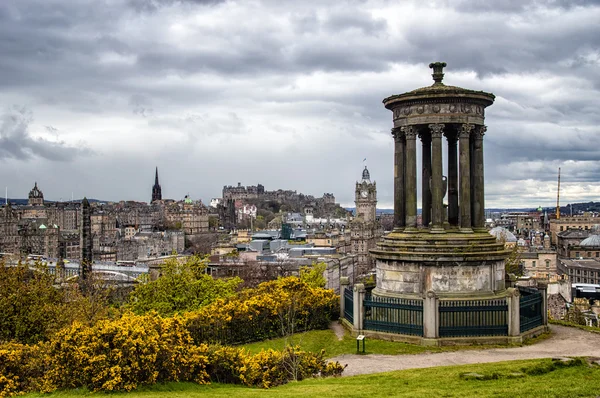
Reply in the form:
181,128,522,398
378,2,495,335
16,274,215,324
1,0,599,209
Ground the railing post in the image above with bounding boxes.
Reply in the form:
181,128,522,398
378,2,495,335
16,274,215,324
537,282,548,326
423,291,438,343
507,288,521,337
340,276,349,318
353,283,365,331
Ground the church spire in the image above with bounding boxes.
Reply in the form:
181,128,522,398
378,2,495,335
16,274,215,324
152,167,162,203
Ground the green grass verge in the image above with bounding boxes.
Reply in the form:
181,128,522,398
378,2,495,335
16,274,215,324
241,328,439,357
25,358,600,398
550,319,600,335
241,326,550,358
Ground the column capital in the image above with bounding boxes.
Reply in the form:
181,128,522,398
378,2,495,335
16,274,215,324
429,123,445,138
401,125,417,139
391,127,405,141
459,123,474,138
473,125,487,139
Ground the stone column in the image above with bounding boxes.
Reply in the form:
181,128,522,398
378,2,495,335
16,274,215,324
537,283,548,326
472,125,486,231
402,126,418,230
458,124,473,232
353,283,366,331
446,132,459,226
429,124,445,232
421,131,432,227
392,128,405,229
340,276,350,318
423,291,439,343
507,288,521,339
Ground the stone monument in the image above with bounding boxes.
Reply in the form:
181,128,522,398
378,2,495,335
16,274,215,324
371,62,509,298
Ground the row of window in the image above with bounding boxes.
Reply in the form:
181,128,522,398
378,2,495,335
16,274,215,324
530,260,552,268
568,269,600,277
573,252,600,258
559,225,593,231
572,277,599,284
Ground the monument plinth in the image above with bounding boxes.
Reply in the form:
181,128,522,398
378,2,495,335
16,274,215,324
371,62,510,298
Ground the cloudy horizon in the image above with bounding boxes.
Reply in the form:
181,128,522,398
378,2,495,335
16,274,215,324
1,0,599,209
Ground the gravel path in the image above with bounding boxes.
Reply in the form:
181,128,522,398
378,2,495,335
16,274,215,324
331,325,600,376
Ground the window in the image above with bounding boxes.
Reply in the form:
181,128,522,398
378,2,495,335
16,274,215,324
545,260,550,268
576,252,580,258
588,252,592,258
532,261,536,267
560,226,564,231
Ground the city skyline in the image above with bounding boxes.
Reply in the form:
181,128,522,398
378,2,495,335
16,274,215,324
1,1,599,208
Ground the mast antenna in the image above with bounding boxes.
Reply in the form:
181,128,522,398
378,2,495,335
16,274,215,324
556,167,561,220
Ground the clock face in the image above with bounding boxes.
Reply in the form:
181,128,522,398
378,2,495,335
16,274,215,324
361,190,368,198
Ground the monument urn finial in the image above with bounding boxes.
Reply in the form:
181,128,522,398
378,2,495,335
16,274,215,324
429,61,447,85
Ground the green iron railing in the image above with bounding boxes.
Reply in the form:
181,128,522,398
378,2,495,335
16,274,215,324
343,288,354,324
519,287,543,333
439,298,508,337
363,295,423,336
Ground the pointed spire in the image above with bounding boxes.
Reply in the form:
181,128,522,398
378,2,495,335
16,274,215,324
155,167,159,185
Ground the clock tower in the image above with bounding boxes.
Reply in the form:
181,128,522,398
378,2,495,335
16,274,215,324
350,166,380,276
355,166,377,222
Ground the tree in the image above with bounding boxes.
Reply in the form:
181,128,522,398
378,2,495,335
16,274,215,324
0,260,112,344
299,262,327,288
504,243,523,276
126,255,241,316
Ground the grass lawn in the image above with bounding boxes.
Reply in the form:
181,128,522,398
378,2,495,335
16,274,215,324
240,325,550,357
25,358,600,398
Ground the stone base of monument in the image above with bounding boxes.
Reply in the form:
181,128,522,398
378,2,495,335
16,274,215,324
371,229,510,297
337,231,548,346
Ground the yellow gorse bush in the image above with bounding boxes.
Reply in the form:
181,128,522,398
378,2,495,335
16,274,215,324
185,277,339,345
0,313,344,396
46,312,210,392
0,274,344,396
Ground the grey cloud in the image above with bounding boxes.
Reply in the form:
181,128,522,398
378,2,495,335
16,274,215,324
0,106,92,161
0,0,598,208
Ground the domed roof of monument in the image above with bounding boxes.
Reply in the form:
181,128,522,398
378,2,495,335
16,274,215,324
580,235,600,247
489,227,517,243
383,62,495,107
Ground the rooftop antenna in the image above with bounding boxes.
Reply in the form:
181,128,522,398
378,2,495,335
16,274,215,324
556,167,561,220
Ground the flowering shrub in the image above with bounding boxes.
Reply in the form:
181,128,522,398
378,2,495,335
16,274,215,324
0,342,52,397
207,345,345,389
46,313,210,392
0,275,343,396
0,312,344,396
186,277,339,345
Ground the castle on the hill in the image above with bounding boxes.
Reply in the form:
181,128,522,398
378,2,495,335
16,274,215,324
222,182,335,205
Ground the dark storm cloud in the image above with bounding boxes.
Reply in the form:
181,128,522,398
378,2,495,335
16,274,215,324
127,0,226,13
0,106,92,161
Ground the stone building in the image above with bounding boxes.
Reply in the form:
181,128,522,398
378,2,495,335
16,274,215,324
558,258,600,285
549,214,600,245
0,203,19,254
556,229,591,257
